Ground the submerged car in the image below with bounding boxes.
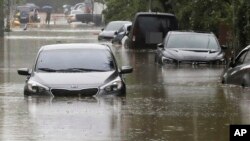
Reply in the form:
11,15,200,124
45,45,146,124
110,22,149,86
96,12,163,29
18,43,133,96
155,31,225,65
126,12,178,49
222,45,250,87
98,21,131,41
112,22,132,44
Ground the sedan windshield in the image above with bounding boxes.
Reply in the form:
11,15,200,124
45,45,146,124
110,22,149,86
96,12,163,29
36,49,115,72
105,22,128,31
165,34,219,50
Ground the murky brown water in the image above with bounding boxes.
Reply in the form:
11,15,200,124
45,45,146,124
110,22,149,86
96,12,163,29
1,26,250,141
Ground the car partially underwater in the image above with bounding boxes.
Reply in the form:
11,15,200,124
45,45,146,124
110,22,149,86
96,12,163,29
222,45,250,87
155,31,226,65
18,43,133,96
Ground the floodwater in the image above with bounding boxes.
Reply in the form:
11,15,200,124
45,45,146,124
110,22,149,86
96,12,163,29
1,25,250,141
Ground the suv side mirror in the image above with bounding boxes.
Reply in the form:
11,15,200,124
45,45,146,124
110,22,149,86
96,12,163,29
17,68,31,76
101,28,104,31
114,31,118,35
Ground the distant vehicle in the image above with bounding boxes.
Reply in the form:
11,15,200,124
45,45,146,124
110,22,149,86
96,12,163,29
66,0,102,25
16,6,40,23
98,21,131,41
66,3,87,23
16,6,31,23
126,12,178,49
222,45,250,87
155,31,225,65
63,4,71,15
112,22,132,44
17,43,133,96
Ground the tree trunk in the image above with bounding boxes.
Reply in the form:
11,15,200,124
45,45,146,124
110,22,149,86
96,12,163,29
0,0,4,38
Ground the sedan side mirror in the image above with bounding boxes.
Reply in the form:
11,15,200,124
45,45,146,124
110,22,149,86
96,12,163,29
114,31,118,35
157,43,164,48
18,68,31,76
120,66,133,74
127,25,131,32
101,28,104,31
221,45,228,50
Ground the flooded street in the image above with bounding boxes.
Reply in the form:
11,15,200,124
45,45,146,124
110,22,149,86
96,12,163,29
1,25,250,141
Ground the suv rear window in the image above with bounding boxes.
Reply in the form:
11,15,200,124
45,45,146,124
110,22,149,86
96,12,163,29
130,13,178,48
137,16,177,36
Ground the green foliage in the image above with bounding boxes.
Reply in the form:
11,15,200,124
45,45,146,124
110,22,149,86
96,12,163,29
103,0,250,49
103,0,148,23
236,0,250,49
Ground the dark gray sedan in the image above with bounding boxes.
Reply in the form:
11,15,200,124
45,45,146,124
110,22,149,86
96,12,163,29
222,45,250,87
155,31,225,65
17,43,133,96
98,21,131,41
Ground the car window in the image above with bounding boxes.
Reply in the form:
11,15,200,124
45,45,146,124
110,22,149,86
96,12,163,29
243,50,250,63
105,22,126,31
136,16,176,37
36,49,115,72
165,34,219,50
235,50,248,65
118,26,125,33
207,36,220,50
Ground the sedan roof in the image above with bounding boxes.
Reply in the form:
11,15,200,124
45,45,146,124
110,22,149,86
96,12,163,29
40,43,111,51
169,31,214,36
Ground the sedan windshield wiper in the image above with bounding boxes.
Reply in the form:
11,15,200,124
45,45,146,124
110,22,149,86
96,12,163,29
57,68,107,72
38,68,57,72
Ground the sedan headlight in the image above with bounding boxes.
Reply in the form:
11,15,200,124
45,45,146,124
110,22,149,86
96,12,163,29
100,77,122,93
27,80,49,93
162,56,175,63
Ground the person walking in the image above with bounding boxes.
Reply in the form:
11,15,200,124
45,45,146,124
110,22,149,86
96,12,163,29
45,11,51,25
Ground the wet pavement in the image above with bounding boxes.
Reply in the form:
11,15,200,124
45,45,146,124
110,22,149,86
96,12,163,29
1,25,250,141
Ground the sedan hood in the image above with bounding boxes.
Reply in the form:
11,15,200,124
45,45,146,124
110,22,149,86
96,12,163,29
31,71,117,89
99,30,115,38
163,48,223,61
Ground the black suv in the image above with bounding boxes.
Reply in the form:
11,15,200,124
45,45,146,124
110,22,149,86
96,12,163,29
126,12,178,49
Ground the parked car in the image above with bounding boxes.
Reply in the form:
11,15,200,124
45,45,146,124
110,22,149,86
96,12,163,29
66,1,102,25
16,6,31,23
17,43,133,96
155,31,225,65
126,12,178,49
16,6,40,23
222,45,250,87
112,22,132,44
98,21,131,41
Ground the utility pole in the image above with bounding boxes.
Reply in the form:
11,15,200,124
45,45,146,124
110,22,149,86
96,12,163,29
149,0,152,12
5,0,11,32
232,0,236,55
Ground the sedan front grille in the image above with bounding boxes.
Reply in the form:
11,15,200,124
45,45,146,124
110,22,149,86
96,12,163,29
51,88,98,96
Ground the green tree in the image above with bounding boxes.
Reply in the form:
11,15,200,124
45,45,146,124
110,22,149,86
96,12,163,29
235,0,250,50
103,0,148,23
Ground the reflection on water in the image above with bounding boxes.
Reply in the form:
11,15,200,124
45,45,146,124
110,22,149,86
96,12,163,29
0,96,126,141
0,28,250,141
